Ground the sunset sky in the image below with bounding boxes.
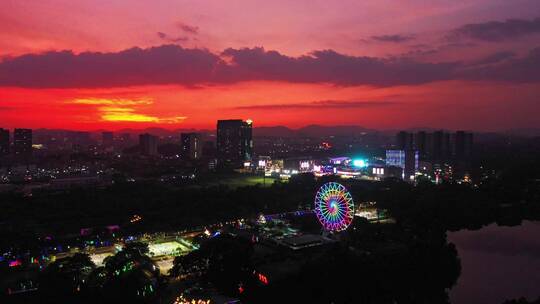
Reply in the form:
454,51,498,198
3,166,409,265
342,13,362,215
1,0,539,131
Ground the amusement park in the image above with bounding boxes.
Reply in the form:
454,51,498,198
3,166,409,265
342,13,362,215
2,180,406,304
164,181,379,303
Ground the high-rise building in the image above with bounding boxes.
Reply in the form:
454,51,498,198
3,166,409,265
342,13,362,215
386,149,418,180
431,131,443,161
454,131,473,160
386,150,405,168
443,132,451,160
465,133,473,160
414,131,428,159
431,130,451,162
396,131,413,150
14,128,32,159
139,133,158,156
181,133,202,160
404,149,419,180
216,119,253,168
102,131,114,148
0,128,9,155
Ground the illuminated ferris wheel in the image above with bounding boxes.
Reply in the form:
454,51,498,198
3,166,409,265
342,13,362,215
314,182,355,232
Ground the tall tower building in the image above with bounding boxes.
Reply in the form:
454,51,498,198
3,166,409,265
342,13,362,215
181,132,202,160
396,131,413,150
414,131,428,159
465,132,473,158
0,128,9,155
431,130,451,162
14,128,32,159
431,131,442,161
454,131,473,160
216,119,253,168
139,133,158,156
443,132,451,160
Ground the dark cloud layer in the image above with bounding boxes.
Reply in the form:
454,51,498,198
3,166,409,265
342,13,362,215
467,51,516,66
461,47,540,82
176,22,199,35
233,100,398,110
449,17,540,41
156,32,189,43
220,47,456,86
0,45,221,88
0,45,539,88
371,34,415,43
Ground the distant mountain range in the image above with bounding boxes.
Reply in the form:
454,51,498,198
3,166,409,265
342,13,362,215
254,125,375,137
33,125,377,138
30,126,540,138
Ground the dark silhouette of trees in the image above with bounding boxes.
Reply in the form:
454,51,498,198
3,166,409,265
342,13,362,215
169,250,207,278
43,242,161,303
170,234,254,295
503,298,540,304
93,242,160,303
38,253,95,301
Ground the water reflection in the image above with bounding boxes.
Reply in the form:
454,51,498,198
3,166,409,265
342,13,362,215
449,221,540,304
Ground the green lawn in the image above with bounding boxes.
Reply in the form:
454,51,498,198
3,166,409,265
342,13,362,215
217,175,278,188
186,174,280,189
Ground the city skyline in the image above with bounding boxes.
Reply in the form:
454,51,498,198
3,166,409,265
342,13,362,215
1,1,540,131
1,3,539,303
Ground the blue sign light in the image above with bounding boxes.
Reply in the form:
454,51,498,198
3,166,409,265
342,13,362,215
353,159,367,168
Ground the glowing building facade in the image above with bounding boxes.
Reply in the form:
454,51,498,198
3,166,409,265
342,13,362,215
386,149,418,180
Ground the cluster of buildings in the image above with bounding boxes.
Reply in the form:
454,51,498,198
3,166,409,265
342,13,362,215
395,130,473,162
1,128,137,163
0,122,474,187
387,130,474,182
0,118,252,162
0,120,255,191
241,130,474,183
0,128,33,163
138,119,253,169
109,125,477,184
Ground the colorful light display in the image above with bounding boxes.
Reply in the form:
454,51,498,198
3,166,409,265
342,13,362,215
352,159,367,168
173,295,211,304
314,182,354,231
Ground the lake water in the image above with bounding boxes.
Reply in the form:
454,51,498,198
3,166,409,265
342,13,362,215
448,221,540,304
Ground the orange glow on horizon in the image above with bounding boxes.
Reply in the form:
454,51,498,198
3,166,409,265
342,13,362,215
69,97,188,124
1,80,539,131
71,98,153,106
